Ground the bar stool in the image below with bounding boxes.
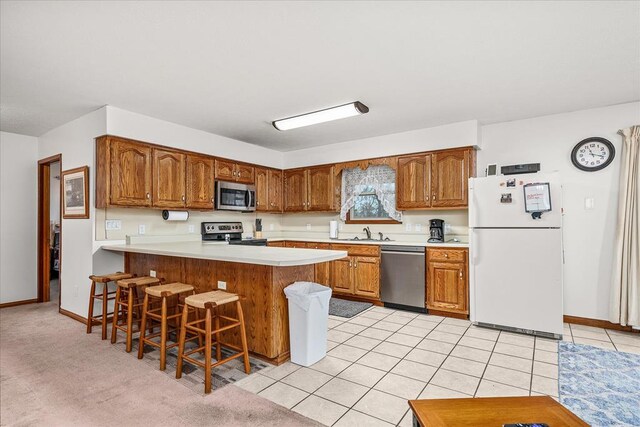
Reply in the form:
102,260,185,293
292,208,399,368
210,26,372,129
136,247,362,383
111,276,163,352
87,272,134,339
137,282,195,370
176,290,250,394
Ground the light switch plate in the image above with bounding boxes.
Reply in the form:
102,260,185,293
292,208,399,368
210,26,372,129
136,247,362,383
415,224,422,232
138,224,146,235
405,223,412,232
217,281,227,290
585,197,595,210
188,225,195,233
105,219,121,230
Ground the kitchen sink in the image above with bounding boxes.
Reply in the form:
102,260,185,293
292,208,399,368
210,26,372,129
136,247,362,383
336,237,394,242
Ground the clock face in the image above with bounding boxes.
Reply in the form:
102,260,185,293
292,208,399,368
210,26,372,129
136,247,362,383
571,137,615,172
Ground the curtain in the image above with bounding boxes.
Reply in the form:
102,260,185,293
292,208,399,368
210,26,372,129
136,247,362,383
609,125,640,327
340,165,402,221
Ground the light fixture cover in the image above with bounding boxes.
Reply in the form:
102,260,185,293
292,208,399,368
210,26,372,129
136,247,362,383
273,101,369,131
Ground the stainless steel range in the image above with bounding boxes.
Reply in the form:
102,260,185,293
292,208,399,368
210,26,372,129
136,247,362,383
201,222,267,246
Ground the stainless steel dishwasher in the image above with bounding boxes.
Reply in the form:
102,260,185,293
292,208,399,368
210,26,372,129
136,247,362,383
380,245,426,312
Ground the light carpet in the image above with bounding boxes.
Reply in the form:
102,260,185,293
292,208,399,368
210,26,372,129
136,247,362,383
559,341,640,426
0,301,321,427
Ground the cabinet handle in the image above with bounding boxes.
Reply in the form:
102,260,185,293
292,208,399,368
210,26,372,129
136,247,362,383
354,261,358,268
182,195,185,201
459,270,463,279
238,171,241,178
444,253,448,258
232,170,237,177
211,197,214,202
146,193,150,199
349,261,353,268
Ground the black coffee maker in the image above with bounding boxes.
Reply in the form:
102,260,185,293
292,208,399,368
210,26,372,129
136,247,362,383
428,219,445,243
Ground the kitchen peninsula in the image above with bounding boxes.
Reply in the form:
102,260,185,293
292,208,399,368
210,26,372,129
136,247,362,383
102,242,347,364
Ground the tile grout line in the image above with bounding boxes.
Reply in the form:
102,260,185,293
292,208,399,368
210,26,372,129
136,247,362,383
472,329,501,397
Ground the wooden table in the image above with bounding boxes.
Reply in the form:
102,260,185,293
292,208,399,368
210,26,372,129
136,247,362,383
408,396,588,427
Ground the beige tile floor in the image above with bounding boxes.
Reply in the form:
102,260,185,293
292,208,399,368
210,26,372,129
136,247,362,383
236,306,640,427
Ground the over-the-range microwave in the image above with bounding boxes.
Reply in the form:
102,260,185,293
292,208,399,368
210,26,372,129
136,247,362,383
215,181,256,212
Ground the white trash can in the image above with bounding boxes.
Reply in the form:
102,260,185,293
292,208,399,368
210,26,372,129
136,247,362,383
284,281,332,366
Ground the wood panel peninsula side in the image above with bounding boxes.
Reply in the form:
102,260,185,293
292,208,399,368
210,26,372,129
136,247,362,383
102,241,347,365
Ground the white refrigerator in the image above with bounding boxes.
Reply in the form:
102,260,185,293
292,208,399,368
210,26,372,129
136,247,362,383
469,172,563,339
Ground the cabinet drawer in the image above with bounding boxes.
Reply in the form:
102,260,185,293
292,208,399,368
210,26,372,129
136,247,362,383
427,248,467,263
307,242,331,250
330,244,379,257
285,241,308,249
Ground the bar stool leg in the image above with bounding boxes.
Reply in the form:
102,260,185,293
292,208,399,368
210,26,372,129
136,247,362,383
236,301,251,374
126,288,134,352
204,307,213,394
101,281,109,340
214,306,222,362
137,293,149,359
160,296,168,371
87,280,96,334
175,305,189,379
111,287,122,344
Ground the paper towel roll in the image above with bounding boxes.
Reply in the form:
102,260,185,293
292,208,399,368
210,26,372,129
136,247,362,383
162,210,189,221
329,220,338,239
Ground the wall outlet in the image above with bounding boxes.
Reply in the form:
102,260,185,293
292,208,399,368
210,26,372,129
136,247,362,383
105,219,121,230
444,224,453,234
188,224,195,233
149,270,156,278
415,224,422,232
217,280,227,290
306,224,311,231
405,223,412,232
138,224,146,235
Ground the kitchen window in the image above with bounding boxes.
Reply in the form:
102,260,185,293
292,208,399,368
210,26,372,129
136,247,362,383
340,165,402,223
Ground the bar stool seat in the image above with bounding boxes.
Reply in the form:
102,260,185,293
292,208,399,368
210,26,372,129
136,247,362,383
176,290,250,393
111,276,162,352
87,272,134,339
183,290,239,308
146,283,196,298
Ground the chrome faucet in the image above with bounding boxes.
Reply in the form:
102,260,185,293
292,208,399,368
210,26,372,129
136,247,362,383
363,227,372,240
378,232,384,241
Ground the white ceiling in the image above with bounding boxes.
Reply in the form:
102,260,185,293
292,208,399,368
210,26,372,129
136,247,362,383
1,1,639,151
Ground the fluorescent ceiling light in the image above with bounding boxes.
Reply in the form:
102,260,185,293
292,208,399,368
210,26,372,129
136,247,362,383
273,101,369,131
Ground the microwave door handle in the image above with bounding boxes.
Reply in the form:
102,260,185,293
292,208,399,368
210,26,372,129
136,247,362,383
245,190,251,209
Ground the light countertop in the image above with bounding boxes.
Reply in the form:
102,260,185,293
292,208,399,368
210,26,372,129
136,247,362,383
101,241,348,267
267,237,469,248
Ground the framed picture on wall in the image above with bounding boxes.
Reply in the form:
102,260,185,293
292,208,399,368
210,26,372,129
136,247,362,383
62,166,89,219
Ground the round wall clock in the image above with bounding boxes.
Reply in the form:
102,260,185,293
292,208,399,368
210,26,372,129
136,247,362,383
571,137,615,172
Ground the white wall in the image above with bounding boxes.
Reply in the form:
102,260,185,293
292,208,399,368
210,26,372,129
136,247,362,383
50,162,60,224
38,108,107,315
106,106,284,169
478,102,640,321
283,120,479,168
0,132,39,304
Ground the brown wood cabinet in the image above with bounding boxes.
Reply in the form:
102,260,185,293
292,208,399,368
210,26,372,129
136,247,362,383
215,159,255,184
329,244,380,299
284,166,335,212
396,147,474,210
397,154,431,209
97,136,153,208
426,247,468,315
185,154,214,209
256,167,283,212
431,149,471,207
152,148,186,208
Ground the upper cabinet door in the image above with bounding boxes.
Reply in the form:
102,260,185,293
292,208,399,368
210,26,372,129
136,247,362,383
396,154,431,209
255,167,269,212
185,154,214,209
214,159,236,181
268,169,283,212
110,139,152,207
152,149,186,208
307,165,334,211
431,149,470,208
235,163,255,184
284,169,307,211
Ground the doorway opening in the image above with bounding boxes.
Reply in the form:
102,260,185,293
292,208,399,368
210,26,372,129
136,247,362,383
38,154,62,306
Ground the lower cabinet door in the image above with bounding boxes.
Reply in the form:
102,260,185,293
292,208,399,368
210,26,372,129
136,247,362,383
331,258,354,294
353,256,380,298
427,261,467,313
315,262,331,287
